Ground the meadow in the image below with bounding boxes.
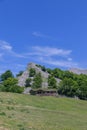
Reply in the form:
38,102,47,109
0,92,87,130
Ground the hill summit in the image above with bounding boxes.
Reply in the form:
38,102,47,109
17,62,60,88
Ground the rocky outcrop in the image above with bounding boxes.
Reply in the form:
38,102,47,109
69,68,87,75
17,70,29,87
17,62,61,91
18,62,49,87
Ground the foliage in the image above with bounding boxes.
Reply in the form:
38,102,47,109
48,75,57,89
76,78,87,100
58,78,78,97
52,68,64,79
25,78,31,87
9,85,24,93
46,68,52,74
36,64,46,71
29,68,36,77
32,73,42,88
16,71,24,77
0,70,14,81
0,84,5,91
2,78,24,93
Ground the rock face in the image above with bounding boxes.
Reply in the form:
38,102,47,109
18,70,29,87
18,62,49,87
69,68,87,75
27,63,49,79
18,62,61,89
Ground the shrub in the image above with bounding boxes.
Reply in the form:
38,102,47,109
25,78,31,87
29,68,36,77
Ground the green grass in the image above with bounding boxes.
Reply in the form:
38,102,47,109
0,92,87,130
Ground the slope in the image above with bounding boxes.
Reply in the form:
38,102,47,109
0,92,87,130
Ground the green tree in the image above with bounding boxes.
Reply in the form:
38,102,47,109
16,71,23,77
41,66,46,72
76,79,87,100
25,78,32,87
32,73,42,88
46,68,52,74
3,78,18,92
58,78,78,97
52,68,63,79
29,68,36,77
48,75,57,88
63,71,74,79
0,70,14,81
3,77,24,93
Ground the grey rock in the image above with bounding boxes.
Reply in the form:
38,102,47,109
69,68,87,75
23,87,32,94
17,62,61,89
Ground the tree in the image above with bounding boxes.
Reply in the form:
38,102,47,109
25,78,32,87
62,71,74,79
16,71,23,77
9,85,24,93
0,70,14,81
52,68,63,79
58,78,78,97
29,68,36,77
32,73,42,88
41,66,46,72
76,79,87,100
3,77,24,93
3,77,18,91
48,75,57,88
46,68,52,74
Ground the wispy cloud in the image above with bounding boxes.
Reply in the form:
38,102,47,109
32,32,48,38
25,46,77,68
0,40,78,73
32,32,59,41
38,57,78,68
32,46,72,57
0,40,12,51
0,40,25,58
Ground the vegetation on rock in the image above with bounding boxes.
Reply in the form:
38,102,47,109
32,73,42,89
0,63,87,100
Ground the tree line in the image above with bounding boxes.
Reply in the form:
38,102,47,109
0,65,87,100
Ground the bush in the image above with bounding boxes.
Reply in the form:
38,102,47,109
32,73,42,88
0,70,14,81
48,75,57,88
9,85,24,93
16,71,24,77
2,78,24,93
58,78,78,97
25,78,31,87
29,68,36,77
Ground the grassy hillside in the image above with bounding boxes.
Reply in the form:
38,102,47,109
0,93,87,130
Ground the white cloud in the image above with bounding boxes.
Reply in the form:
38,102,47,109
24,46,77,68
32,32,46,38
38,57,78,68
32,46,72,57
32,31,59,41
0,40,78,70
0,40,26,58
0,40,12,51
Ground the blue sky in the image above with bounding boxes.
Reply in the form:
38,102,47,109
0,0,87,74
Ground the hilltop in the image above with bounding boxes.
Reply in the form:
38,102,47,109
17,62,61,94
